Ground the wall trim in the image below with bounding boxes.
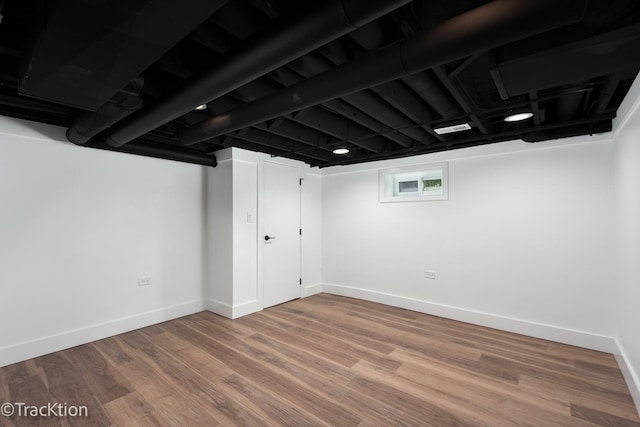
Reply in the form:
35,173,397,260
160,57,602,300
320,136,611,177
231,300,262,319
302,283,323,298
0,300,205,368
321,284,617,353
204,298,233,319
614,339,640,416
205,298,263,319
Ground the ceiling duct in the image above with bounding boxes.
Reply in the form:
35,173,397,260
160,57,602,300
100,0,413,148
402,72,463,119
522,120,612,142
490,23,640,98
86,141,218,167
66,78,144,145
177,0,589,146
21,0,227,111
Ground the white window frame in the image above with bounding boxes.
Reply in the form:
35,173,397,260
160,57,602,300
379,162,449,203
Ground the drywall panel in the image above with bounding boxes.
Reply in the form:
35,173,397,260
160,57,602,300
0,116,206,366
302,172,323,296
206,158,233,312
613,76,640,410
204,148,322,318
232,160,259,306
322,138,615,347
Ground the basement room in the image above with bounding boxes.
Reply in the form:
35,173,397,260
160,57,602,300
1,0,639,425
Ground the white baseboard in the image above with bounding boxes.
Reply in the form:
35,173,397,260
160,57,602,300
205,298,262,319
206,284,323,319
0,300,205,368
231,300,262,319
321,284,617,353
302,283,323,298
204,298,233,318
614,339,640,416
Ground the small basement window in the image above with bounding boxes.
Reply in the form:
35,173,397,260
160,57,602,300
379,162,448,202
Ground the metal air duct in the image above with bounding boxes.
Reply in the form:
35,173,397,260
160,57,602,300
86,141,218,167
101,0,413,148
177,0,589,145
67,79,144,145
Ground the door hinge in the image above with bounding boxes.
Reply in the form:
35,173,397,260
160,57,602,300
299,278,302,285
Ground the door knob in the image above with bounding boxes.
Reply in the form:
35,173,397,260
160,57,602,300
264,235,276,241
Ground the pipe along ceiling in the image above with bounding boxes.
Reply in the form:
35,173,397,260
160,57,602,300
99,0,414,149
176,0,588,145
0,0,638,167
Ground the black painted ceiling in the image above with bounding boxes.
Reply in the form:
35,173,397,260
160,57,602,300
0,0,639,167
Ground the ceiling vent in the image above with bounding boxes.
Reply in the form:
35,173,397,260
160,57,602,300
433,123,472,135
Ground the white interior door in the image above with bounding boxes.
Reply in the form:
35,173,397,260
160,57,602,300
263,161,301,308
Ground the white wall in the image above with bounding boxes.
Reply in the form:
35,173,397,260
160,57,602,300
0,117,207,367
612,78,640,409
232,160,259,310
206,155,234,312
322,137,616,351
0,124,322,365
302,172,323,295
205,148,322,318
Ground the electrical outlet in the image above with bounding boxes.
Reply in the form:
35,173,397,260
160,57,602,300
424,270,436,279
138,277,152,286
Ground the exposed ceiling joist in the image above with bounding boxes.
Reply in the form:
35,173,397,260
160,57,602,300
0,0,637,167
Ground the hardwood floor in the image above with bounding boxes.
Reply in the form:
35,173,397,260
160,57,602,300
1,293,639,426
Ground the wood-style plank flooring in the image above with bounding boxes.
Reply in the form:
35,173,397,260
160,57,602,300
1,293,639,426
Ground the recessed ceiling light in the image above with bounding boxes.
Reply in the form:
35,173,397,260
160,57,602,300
504,112,533,122
333,148,349,155
194,104,207,111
